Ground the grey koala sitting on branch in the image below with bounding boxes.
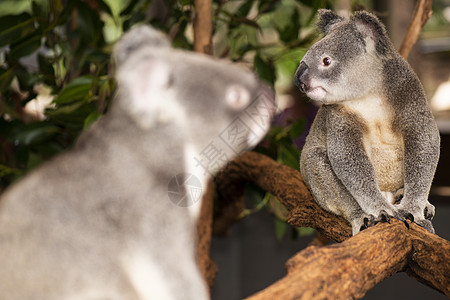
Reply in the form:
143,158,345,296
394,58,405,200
295,10,440,236
0,25,274,299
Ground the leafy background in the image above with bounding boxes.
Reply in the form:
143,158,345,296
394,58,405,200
0,0,336,239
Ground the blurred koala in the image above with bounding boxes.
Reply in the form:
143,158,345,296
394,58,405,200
0,25,275,299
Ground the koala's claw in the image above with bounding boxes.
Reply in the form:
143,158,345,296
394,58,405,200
380,213,390,223
394,202,435,233
357,215,376,233
424,207,433,220
405,213,414,222
403,220,410,229
363,217,370,227
358,212,391,233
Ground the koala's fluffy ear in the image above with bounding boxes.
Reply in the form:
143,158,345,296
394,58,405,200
114,25,170,65
351,11,391,56
116,52,175,128
317,9,344,34
123,56,171,102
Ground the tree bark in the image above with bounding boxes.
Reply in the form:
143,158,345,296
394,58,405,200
196,178,217,289
398,0,433,58
214,152,450,299
247,219,450,299
193,0,213,55
214,151,352,242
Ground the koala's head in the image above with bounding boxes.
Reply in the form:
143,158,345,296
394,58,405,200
114,25,275,164
294,10,394,103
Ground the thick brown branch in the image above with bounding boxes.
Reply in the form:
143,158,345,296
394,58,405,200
247,220,450,299
405,223,450,295
399,0,433,58
193,0,213,54
196,178,217,290
214,151,352,241
215,151,450,298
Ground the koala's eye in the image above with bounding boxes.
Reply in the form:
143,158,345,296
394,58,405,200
322,57,331,66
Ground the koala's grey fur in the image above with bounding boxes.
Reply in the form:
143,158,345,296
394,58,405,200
0,25,274,299
295,10,440,235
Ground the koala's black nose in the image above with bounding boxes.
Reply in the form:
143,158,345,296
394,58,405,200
294,61,308,93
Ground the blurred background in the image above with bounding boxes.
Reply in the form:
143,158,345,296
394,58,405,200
210,1,450,299
0,0,449,299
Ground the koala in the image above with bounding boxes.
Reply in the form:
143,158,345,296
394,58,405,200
295,10,440,236
0,25,274,299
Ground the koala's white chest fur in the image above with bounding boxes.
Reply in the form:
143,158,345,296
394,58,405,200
342,96,404,192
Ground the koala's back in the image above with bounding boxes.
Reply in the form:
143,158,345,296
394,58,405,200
0,121,202,299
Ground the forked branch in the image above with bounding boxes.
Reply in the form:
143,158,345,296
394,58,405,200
214,152,450,298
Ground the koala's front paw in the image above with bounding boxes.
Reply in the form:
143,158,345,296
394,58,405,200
351,210,392,235
396,202,435,234
414,219,435,234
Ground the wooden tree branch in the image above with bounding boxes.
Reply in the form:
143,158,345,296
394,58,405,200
247,220,450,299
193,0,213,55
196,178,217,289
214,151,450,298
399,0,433,58
209,2,442,298
214,151,352,242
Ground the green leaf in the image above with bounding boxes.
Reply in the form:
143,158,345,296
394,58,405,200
83,111,101,129
119,0,140,17
0,165,22,178
289,118,305,139
38,54,54,75
12,123,60,146
242,25,259,46
0,13,35,47
295,227,315,236
254,54,276,86
269,195,289,220
0,1,32,17
46,101,98,130
31,0,49,23
46,101,85,116
14,64,40,91
258,0,278,14
276,9,300,43
274,217,288,240
277,48,307,81
38,54,55,86
278,143,300,170
96,0,114,17
9,32,42,59
236,0,255,18
0,67,14,92
53,76,93,104
26,151,44,170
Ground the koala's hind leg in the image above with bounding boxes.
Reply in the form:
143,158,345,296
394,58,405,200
301,147,378,235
